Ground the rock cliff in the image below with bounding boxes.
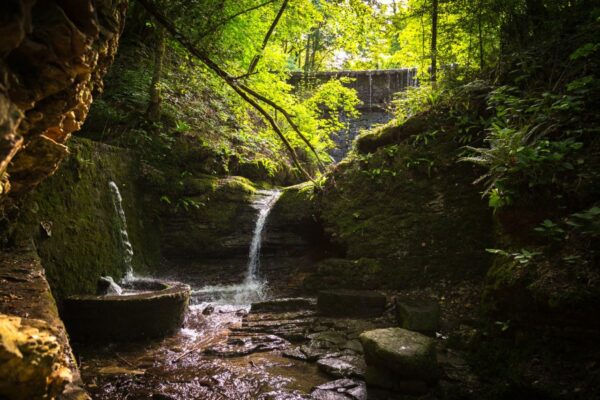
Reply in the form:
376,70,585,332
0,0,127,199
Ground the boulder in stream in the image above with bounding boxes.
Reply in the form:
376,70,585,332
360,328,438,385
317,290,386,318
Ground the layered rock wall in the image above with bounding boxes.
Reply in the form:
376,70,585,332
0,0,127,198
12,138,159,300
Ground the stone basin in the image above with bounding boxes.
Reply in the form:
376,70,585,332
62,279,190,342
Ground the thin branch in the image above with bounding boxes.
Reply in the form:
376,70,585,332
238,82,325,169
247,0,289,75
136,0,315,181
196,0,277,40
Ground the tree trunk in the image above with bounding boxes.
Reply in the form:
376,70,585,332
430,0,438,84
147,26,165,121
247,0,289,75
478,0,485,70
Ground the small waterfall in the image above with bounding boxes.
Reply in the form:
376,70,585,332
246,189,282,282
192,189,281,305
108,181,134,281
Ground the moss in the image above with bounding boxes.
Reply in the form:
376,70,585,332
157,173,259,258
271,182,318,223
317,112,494,287
14,138,159,300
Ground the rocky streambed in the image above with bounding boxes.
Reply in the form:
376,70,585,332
75,270,482,400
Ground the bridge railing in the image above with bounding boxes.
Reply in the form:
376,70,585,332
288,68,419,109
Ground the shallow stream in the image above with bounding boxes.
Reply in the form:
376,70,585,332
77,272,329,400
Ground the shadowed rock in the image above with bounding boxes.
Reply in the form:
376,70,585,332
395,298,440,333
317,290,386,318
360,327,438,385
251,297,316,313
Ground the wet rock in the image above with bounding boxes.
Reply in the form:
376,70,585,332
203,305,215,315
152,394,177,400
312,379,367,400
282,347,309,361
342,340,363,354
317,354,366,378
317,290,386,318
311,389,352,400
251,298,317,313
360,328,438,384
205,334,289,357
300,344,330,361
98,366,145,375
307,331,348,347
96,276,122,295
395,298,440,333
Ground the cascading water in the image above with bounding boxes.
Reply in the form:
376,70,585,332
246,189,282,282
108,181,134,282
193,189,281,304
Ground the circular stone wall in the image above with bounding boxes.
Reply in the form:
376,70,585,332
63,279,190,342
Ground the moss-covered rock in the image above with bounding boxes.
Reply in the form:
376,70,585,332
318,113,493,287
12,138,159,300
158,174,259,258
266,182,326,255
360,327,438,383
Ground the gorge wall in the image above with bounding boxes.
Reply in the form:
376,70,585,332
12,137,159,300
0,0,127,201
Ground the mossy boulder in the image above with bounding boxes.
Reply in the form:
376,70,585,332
360,327,439,384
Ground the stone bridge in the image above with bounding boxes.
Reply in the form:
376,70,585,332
289,68,418,110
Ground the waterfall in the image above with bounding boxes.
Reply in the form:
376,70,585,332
108,181,134,281
192,189,281,304
246,189,281,282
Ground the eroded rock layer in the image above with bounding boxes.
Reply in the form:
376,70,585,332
0,0,127,198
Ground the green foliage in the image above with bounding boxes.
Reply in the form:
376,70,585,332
486,248,542,265
461,84,590,210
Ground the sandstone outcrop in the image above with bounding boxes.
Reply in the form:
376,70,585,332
0,0,127,199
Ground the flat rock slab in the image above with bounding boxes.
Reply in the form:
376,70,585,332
395,298,440,333
317,290,386,318
251,298,316,313
317,354,366,378
359,327,438,383
311,379,367,400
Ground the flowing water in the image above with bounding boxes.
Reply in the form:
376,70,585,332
77,188,336,399
108,181,135,282
190,189,282,305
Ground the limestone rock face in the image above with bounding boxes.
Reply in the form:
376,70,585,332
0,314,72,400
359,327,438,384
0,0,127,199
